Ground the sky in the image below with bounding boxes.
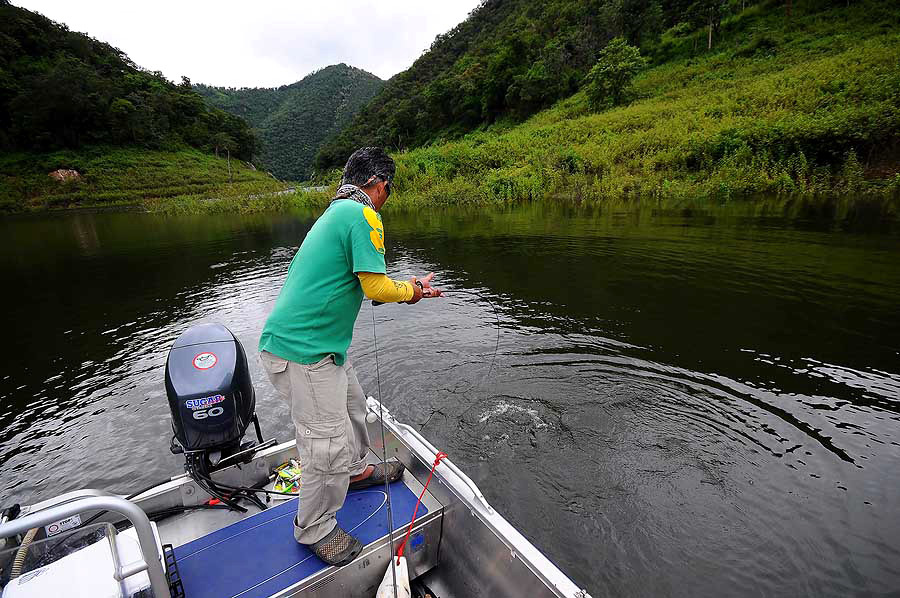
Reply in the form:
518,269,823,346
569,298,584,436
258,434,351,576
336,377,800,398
13,1,482,88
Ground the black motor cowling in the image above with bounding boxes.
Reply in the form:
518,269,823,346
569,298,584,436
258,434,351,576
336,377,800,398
165,323,256,454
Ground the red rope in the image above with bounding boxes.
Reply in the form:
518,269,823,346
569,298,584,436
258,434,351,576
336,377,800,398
396,451,448,562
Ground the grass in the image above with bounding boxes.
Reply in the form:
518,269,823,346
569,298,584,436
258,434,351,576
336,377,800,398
0,146,294,212
145,186,332,215
386,0,900,210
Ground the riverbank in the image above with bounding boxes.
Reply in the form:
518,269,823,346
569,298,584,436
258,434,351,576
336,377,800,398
144,186,330,215
0,147,292,212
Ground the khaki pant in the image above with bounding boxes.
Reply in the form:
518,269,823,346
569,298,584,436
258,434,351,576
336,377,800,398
260,351,371,544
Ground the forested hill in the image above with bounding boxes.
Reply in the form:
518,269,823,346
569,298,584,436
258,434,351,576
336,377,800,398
314,0,892,172
0,2,255,159
316,0,696,169
378,0,899,205
195,65,383,181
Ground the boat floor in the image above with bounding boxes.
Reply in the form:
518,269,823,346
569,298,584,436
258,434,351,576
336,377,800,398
166,471,430,598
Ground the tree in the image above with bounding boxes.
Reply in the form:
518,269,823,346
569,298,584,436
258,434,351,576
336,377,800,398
108,97,136,142
211,132,236,182
621,0,665,47
0,3,259,158
583,37,647,110
688,0,726,50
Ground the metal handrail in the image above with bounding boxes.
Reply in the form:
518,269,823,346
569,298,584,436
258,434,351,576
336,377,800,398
366,397,494,513
26,488,121,513
393,422,495,514
0,495,169,597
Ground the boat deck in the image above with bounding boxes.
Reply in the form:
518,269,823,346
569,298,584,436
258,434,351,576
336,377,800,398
170,479,430,598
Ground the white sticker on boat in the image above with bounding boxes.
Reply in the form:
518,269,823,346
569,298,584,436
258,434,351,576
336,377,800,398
45,514,81,537
193,352,218,370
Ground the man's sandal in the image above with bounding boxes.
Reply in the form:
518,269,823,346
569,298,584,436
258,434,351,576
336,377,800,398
348,460,406,490
308,525,363,567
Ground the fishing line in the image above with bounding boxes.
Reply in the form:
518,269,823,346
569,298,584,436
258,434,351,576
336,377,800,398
368,286,501,598
371,304,398,598
373,288,502,430
439,289,502,396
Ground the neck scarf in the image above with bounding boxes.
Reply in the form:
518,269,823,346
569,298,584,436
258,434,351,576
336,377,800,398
332,184,375,210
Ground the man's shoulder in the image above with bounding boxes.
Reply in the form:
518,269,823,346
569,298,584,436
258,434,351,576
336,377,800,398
315,200,363,232
329,199,366,217
328,199,381,228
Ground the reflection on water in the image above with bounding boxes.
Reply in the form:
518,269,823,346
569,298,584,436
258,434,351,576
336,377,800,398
1,202,899,597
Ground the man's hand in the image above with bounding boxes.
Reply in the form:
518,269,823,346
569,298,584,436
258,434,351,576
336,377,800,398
419,272,443,298
406,272,442,304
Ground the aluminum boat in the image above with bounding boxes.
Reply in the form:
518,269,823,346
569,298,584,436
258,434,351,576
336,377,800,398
0,323,592,598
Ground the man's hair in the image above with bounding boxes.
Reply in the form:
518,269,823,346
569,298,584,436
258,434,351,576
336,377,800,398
341,147,395,187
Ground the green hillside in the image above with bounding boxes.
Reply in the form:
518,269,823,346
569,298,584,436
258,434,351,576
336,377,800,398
3,0,897,214
321,0,899,207
316,0,711,169
0,147,287,211
0,2,277,212
195,65,383,181
0,2,255,158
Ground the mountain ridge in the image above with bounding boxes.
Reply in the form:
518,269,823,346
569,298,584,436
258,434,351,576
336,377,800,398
195,64,383,181
0,1,280,211
330,0,900,206
315,0,654,169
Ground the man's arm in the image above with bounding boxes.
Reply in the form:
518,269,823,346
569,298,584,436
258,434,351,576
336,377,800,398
357,272,442,304
358,272,416,303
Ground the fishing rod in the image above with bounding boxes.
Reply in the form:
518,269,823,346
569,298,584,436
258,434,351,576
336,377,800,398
371,304,398,597
370,286,501,598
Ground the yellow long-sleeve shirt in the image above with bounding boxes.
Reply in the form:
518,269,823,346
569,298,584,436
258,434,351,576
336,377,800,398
357,272,415,302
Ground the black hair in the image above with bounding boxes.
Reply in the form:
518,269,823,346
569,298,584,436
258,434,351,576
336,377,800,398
341,147,395,187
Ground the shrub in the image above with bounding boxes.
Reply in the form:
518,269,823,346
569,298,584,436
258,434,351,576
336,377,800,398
734,35,778,58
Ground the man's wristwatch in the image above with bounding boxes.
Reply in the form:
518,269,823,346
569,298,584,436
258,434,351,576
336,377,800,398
406,279,424,304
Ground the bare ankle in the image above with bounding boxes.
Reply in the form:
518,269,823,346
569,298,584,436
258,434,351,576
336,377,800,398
349,464,374,482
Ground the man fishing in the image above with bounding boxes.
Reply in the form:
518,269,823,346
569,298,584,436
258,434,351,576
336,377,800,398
258,147,442,566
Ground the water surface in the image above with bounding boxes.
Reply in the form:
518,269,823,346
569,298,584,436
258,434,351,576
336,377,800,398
1,201,899,597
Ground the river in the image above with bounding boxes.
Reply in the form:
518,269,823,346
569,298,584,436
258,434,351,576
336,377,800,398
1,201,898,596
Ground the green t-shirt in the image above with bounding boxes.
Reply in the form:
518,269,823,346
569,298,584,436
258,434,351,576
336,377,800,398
259,199,387,365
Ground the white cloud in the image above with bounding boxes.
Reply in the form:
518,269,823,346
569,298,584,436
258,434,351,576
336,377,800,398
12,0,481,87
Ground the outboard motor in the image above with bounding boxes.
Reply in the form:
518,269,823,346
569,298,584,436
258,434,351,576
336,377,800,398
165,323,262,474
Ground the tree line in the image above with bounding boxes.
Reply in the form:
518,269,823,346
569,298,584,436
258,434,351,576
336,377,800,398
0,2,256,160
